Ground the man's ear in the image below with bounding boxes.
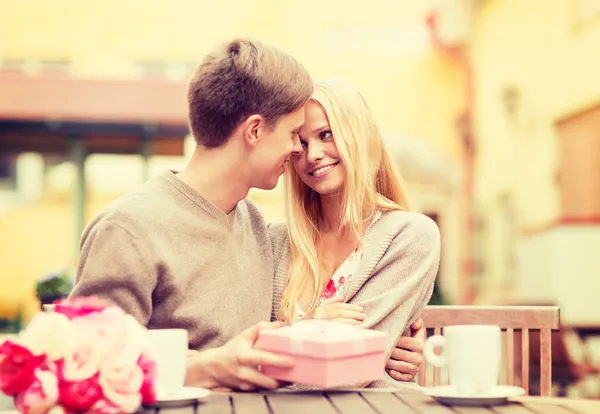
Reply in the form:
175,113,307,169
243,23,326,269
243,114,263,147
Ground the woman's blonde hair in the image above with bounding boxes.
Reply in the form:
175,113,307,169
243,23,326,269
278,78,410,322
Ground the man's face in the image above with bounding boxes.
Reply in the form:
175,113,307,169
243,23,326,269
248,106,305,190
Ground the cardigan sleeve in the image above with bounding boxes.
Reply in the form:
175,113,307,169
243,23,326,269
288,213,441,391
351,213,440,387
267,222,290,322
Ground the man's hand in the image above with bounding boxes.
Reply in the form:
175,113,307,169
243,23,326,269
386,317,425,382
310,297,365,325
185,321,293,391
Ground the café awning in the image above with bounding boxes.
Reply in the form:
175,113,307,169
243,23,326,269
0,71,192,258
0,72,190,155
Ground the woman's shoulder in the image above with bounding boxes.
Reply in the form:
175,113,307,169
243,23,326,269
375,210,440,243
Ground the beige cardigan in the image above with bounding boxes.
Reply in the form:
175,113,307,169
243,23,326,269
268,210,441,388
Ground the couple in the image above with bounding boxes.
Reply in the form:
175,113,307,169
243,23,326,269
70,38,440,390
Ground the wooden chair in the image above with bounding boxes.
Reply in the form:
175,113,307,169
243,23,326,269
417,305,560,396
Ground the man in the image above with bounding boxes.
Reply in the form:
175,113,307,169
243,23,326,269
71,38,423,390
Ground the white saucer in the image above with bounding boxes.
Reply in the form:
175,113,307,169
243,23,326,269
423,385,526,406
144,387,211,408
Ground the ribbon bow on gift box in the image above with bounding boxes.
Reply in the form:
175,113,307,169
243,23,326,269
286,319,368,354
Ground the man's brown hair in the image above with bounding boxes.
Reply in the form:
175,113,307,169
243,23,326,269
188,38,313,148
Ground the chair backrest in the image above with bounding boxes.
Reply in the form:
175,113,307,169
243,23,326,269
418,305,560,396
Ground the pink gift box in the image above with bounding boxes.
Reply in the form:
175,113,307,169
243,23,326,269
257,319,388,388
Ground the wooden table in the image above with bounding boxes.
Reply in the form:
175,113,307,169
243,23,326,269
3,390,598,414
138,389,600,414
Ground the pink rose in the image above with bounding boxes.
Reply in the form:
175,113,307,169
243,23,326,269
339,276,346,285
61,323,105,382
97,314,147,412
62,307,131,382
99,361,143,413
0,340,46,395
14,369,58,414
53,296,111,320
59,374,103,412
19,312,75,361
137,352,157,404
75,307,127,345
91,398,125,414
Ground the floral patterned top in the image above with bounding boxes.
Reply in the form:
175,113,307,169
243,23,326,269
293,210,382,321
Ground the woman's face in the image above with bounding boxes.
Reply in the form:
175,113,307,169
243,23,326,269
291,101,345,195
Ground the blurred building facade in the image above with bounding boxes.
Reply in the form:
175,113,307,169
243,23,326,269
0,0,599,326
469,0,600,325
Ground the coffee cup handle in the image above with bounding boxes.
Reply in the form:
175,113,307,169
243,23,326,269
423,335,448,368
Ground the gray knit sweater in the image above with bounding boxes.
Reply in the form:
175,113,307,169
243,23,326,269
71,171,275,351
269,210,441,388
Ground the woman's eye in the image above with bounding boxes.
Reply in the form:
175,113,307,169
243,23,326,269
319,130,332,140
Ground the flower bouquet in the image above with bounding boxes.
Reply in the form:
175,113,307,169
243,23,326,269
0,297,157,413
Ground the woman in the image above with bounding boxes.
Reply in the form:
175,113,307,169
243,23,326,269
269,78,440,388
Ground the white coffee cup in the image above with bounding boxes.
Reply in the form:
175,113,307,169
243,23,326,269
423,325,501,395
146,329,188,397
42,304,55,313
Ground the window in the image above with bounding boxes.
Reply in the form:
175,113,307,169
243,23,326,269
556,104,600,220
